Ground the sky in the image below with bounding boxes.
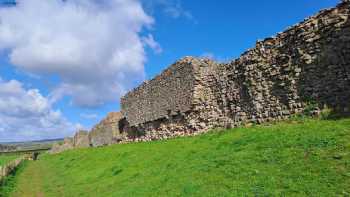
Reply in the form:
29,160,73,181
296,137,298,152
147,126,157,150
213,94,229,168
0,0,339,142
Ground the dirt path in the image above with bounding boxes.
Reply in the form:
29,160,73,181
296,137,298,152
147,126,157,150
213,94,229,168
11,161,47,197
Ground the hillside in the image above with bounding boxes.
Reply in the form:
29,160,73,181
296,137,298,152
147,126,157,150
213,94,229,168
0,139,63,154
4,117,350,197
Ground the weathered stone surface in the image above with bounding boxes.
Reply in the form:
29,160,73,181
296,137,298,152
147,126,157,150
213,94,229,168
0,156,25,182
73,130,90,148
121,59,197,126
50,1,350,152
50,137,74,154
89,112,124,147
120,1,350,142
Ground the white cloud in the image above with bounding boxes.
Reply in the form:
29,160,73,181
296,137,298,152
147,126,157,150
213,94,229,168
0,79,80,142
142,34,163,54
0,0,159,107
142,0,194,21
80,113,98,120
163,2,193,20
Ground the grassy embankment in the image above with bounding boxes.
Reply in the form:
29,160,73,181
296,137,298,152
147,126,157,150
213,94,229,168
4,117,350,197
0,154,23,197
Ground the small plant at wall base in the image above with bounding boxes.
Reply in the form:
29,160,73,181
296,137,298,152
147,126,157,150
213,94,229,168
302,100,320,117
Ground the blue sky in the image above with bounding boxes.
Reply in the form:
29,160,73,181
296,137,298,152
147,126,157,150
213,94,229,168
0,0,339,142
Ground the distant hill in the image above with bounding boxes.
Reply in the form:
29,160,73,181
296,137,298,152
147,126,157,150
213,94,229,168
1,138,64,145
0,138,63,153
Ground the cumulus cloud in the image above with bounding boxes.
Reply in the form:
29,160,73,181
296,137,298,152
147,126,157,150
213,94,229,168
0,79,80,142
0,0,159,107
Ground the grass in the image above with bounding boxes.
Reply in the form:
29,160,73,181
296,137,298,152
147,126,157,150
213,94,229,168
0,153,23,197
4,117,350,197
0,161,27,197
0,155,19,167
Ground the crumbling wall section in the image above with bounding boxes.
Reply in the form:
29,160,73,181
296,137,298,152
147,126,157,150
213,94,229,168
120,58,220,141
0,156,27,183
121,57,198,127
191,1,350,129
50,137,74,154
219,0,350,124
73,130,90,148
120,1,350,141
89,112,125,147
51,1,350,151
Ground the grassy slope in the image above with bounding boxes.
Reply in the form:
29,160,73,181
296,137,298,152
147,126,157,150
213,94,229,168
0,161,26,197
8,118,350,197
0,155,18,166
0,154,22,197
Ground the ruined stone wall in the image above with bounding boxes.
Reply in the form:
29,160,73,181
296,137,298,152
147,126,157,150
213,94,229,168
120,58,222,141
0,156,26,183
208,0,350,126
73,130,90,148
121,58,199,126
89,112,124,147
120,1,350,141
51,1,350,152
50,137,74,154
50,112,125,153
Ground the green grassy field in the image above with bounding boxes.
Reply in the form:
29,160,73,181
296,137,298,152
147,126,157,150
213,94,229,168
0,155,18,167
3,117,350,197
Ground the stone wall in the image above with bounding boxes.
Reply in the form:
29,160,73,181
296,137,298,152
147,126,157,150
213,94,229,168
51,1,350,152
205,0,350,126
120,0,350,141
89,112,124,147
73,130,90,148
50,137,74,154
0,156,27,183
121,58,198,126
50,112,125,153
51,132,90,153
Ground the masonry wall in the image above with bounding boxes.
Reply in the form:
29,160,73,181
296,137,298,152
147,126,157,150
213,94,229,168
210,0,350,126
51,1,350,152
89,112,124,147
0,156,27,183
50,137,73,154
121,58,200,126
73,130,90,148
120,0,350,141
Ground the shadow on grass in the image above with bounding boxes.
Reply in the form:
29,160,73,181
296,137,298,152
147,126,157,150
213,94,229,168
322,110,350,120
